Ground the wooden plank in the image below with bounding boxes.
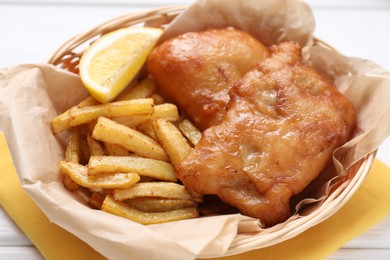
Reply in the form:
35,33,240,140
0,246,42,259
328,249,390,259
0,208,33,246
343,216,390,249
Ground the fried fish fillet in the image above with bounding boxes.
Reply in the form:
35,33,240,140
147,27,269,130
178,42,356,226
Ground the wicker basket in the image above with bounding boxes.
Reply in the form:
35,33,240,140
48,6,185,74
47,6,375,257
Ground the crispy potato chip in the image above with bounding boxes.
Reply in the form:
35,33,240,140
126,197,196,212
88,156,177,182
102,195,198,225
51,96,99,134
92,117,169,161
178,119,202,146
69,98,154,127
152,119,191,169
113,182,192,201
60,161,140,189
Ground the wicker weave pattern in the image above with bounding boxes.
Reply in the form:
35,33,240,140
48,6,184,74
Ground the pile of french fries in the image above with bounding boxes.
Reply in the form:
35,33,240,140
51,76,203,225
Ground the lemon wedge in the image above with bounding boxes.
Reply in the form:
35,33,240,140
79,27,163,103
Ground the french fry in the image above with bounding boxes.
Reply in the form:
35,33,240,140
60,161,140,189
69,98,154,127
87,120,98,133
151,104,179,122
88,156,177,182
113,103,179,128
112,116,149,129
53,97,99,133
88,192,106,209
92,117,169,161
63,127,81,191
178,119,202,146
187,189,204,203
115,76,156,101
113,182,192,201
63,175,80,192
52,74,204,225
65,127,81,163
78,96,100,107
102,195,198,225
88,187,106,195
151,93,165,105
152,119,191,169
104,143,130,156
136,120,157,140
126,198,197,213
79,126,91,165
139,176,155,182
86,135,106,156
51,96,99,134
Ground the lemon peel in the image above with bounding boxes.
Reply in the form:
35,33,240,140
79,27,163,103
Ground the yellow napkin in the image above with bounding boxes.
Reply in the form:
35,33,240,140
0,133,105,259
1,132,390,260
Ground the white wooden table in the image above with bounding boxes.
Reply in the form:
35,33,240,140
1,0,390,259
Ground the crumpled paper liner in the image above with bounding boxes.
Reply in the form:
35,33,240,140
159,0,315,47
1,0,390,259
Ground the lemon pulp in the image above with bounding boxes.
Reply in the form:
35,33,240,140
79,27,163,103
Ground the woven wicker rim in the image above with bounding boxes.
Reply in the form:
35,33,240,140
48,6,185,73
48,6,375,257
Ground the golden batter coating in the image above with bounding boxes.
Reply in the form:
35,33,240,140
147,27,269,130
178,42,356,226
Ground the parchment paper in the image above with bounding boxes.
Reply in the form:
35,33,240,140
1,0,390,259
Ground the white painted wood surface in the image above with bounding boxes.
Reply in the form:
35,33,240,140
0,0,389,259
